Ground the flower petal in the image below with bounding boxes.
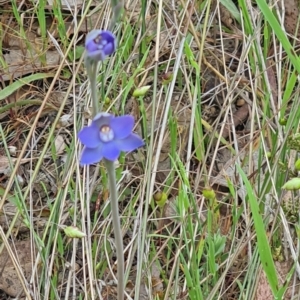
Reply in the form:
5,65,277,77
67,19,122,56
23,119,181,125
115,133,144,152
80,146,103,165
78,124,101,148
101,142,121,161
99,31,117,55
93,112,113,129
85,30,102,49
110,115,134,139
103,43,115,56
85,30,117,61
99,30,116,44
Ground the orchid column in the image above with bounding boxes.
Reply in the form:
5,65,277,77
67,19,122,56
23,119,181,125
79,30,144,300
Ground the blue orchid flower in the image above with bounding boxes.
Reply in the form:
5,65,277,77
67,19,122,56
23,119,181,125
85,30,117,62
78,113,144,165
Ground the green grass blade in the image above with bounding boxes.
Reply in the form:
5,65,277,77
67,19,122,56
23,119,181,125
220,0,241,23
255,0,300,73
236,164,279,295
0,73,54,101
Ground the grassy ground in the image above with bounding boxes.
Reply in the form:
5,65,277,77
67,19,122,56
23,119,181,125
1,0,300,299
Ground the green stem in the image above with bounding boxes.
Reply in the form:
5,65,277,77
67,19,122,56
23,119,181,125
89,63,99,117
104,159,124,300
109,0,123,30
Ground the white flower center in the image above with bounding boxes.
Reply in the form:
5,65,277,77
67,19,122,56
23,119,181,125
99,125,114,142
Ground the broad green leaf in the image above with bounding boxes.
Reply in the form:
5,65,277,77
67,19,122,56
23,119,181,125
0,73,54,101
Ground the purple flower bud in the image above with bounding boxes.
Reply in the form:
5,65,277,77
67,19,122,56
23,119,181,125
85,30,117,62
78,113,144,165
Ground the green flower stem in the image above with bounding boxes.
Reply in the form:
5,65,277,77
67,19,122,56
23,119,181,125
104,159,124,300
85,58,99,118
90,64,99,118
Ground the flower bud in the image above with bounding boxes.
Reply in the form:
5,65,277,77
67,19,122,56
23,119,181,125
295,159,300,171
64,226,86,238
203,187,216,200
282,178,300,190
133,85,151,97
153,192,168,208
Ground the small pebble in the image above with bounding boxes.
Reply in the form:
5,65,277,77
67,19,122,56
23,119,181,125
8,146,17,156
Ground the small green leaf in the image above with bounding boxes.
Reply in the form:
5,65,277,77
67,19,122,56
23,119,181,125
70,45,85,60
64,226,86,238
0,186,17,205
282,178,300,190
219,0,241,23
